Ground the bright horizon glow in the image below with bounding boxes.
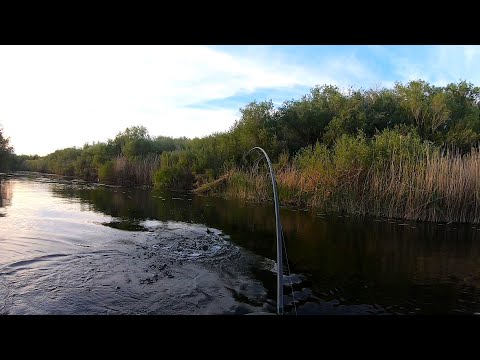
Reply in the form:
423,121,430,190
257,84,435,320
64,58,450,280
0,45,479,156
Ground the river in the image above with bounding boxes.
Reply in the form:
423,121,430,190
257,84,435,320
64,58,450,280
1,172,479,314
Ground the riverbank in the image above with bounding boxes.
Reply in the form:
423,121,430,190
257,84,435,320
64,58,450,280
195,143,480,224
13,80,480,224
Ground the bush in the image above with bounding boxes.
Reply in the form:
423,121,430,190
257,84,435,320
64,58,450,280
333,132,371,174
153,166,193,190
371,127,430,163
98,161,114,183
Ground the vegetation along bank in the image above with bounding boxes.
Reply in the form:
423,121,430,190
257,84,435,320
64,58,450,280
2,80,480,223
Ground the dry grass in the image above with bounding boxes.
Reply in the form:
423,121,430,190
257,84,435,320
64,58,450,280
212,148,480,224
193,173,230,194
111,154,160,186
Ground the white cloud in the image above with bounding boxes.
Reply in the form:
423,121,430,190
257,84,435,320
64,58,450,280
380,45,480,86
0,46,295,154
4,46,450,155
0,45,382,155
0,46,480,154
432,45,480,83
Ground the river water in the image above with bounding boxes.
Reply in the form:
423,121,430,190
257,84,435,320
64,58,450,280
1,172,480,314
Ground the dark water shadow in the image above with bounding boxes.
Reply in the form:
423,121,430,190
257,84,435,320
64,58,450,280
45,179,480,314
100,220,149,232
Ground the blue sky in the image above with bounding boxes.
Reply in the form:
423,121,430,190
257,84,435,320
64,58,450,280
0,45,479,155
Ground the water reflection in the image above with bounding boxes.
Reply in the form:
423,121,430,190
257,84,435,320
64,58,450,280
49,181,480,314
0,175,274,315
0,179,12,214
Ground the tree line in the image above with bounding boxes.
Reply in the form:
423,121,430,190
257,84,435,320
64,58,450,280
3,79,479,193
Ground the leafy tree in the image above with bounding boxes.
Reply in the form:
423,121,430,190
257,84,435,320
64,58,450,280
0,128,14,171
395,80,431,135
19,80,480,190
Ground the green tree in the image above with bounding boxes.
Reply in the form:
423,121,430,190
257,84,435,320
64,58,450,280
231,100,279,156
0,127,14,171
395,80,431,135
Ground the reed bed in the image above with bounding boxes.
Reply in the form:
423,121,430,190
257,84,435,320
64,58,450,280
215,147,480,224
107,154,161,186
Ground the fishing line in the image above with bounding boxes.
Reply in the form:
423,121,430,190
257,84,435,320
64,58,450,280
281,223,297,316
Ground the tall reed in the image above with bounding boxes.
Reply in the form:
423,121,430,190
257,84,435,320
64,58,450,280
215,146,480,224
104,154,161,186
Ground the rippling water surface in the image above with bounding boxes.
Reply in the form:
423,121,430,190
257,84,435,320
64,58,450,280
1,172,480,314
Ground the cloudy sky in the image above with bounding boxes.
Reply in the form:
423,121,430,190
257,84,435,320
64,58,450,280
0,45,479,156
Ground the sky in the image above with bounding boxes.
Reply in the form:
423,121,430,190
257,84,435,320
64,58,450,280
0,45,479,156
